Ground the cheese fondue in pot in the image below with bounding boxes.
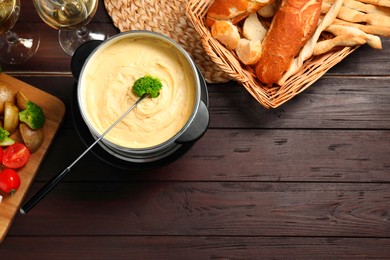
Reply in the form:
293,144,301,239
79,36,197,149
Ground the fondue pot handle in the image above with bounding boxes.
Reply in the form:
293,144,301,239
175,100,209,144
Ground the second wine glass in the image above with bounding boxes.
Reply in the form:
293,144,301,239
0,0,40,64
33,0,108,55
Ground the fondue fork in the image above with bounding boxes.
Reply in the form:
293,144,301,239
20,94,150,214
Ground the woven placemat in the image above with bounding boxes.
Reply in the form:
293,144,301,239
103,0,231,83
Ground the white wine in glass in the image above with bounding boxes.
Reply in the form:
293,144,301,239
33,0,108,56
0,0,40,64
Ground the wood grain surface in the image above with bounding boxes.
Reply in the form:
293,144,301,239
0,0,389,258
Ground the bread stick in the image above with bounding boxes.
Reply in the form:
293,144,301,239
324,0,390,16
322,2,390,25
325,24,382,49
357,0,390,7
332,18,390,36
313,35,366,55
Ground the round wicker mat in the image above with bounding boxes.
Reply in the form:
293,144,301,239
103,0,230,83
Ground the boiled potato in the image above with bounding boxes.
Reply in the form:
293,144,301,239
0,81,15,114
16,90,29,111
3,101,19,134
19,123,44,153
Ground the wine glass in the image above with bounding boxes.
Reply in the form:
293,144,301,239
0,0,40,64
33,0,109,56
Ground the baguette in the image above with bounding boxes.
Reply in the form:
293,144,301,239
255,0,322,85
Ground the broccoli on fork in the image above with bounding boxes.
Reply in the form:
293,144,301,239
19,101,45,130
132,75,163,98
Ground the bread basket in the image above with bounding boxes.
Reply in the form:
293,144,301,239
186,0,359,109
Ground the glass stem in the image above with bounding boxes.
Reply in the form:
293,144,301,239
5,30,18,52
6,30,18,44
76,26,89,40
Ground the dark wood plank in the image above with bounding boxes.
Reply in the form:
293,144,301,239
9,182,390,237
34,128,390,182
327,37,390,76
1,236,390,259
11,76,74,104
209,76,390,129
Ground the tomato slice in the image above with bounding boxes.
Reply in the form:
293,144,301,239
2,143,31,169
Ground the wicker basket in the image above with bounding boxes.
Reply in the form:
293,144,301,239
186,0,359,109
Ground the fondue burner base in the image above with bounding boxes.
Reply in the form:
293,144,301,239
70,40,209,170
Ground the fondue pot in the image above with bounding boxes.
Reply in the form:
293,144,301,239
70,31,209,169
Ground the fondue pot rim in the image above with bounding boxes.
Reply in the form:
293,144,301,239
77,30,202,152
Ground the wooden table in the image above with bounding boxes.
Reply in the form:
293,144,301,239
1,1,389,258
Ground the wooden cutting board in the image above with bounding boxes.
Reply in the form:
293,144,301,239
0,73,65,244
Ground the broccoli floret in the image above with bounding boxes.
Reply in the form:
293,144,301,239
0,127,15,146
18,101,45,130
132,75,163,98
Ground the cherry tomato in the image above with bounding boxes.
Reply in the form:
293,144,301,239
0,168,21,194
2,143,31,169
0,148,3,162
